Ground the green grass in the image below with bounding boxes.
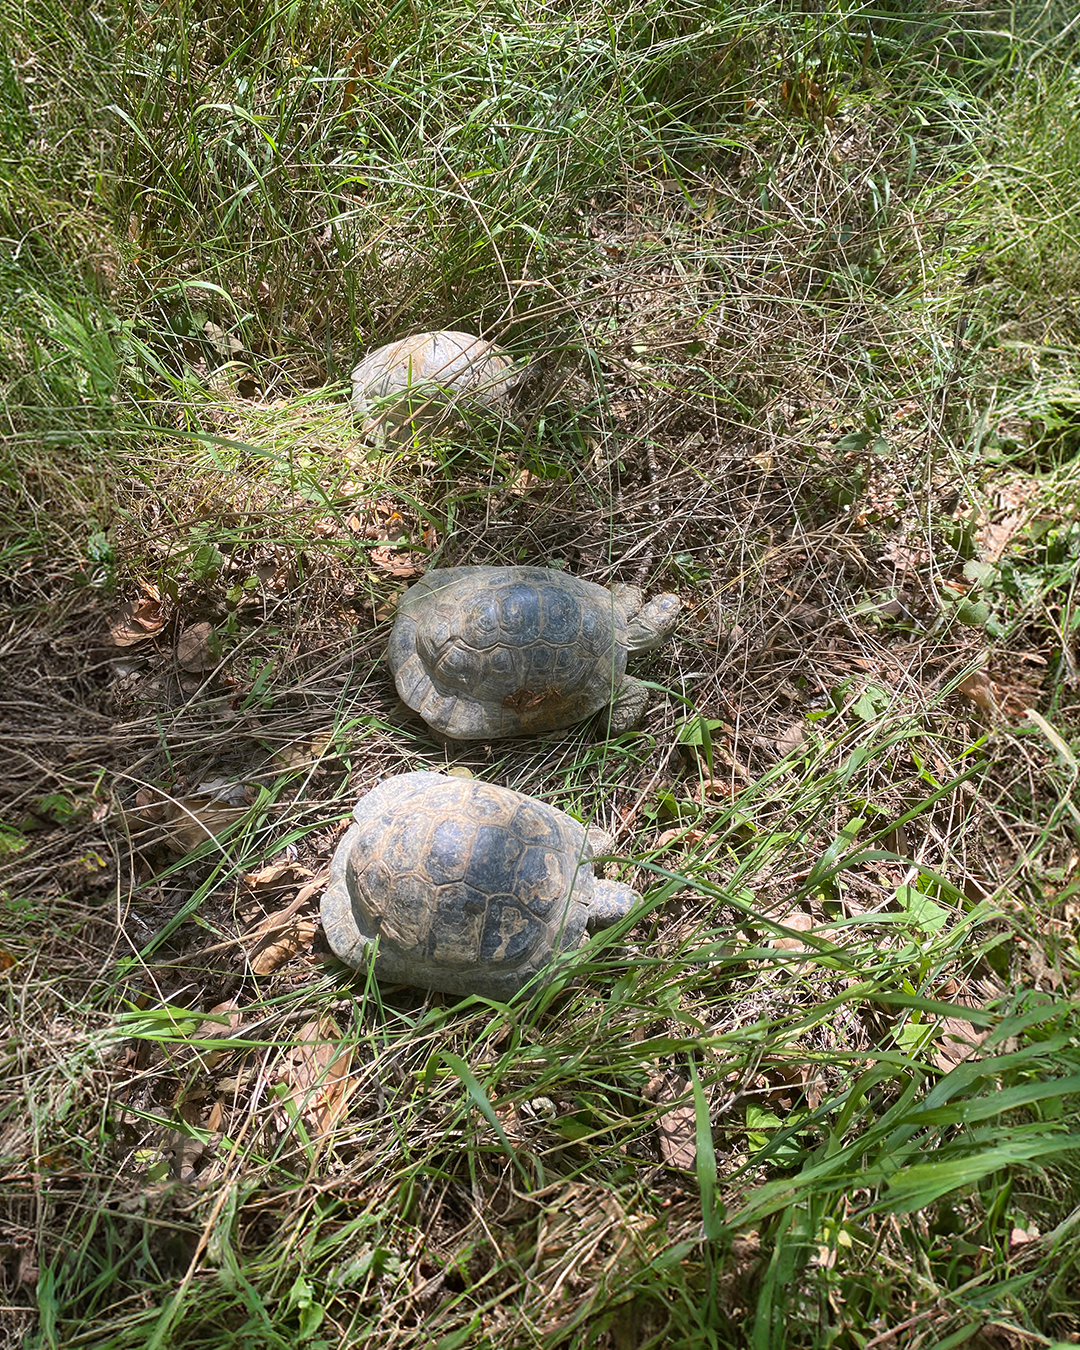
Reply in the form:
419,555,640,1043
3,0,1080,1347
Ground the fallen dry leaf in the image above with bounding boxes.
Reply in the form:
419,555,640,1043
931,1016,988,1073
196,1000,242,1031
16,1245,38,1287
645,1074,697,1170
374,590,404,622
272,734,334,772
770,911,815,967
370,545,421,578
510,470,543,493
655,827,706,850
130,784,250,852
245,872,325,975
494,1102,523,1138
775,720,807,756
133,786,167,822
165,797,247,852
998,678,1042,719
979,514,1024,563
203,320,243,359
191,999,243,1071
287,873,328,910
177,622,218,673
168,1094,212,1181
243,860,313,896
276,1017,354,1136
658,1102,697,1171
109,594,166,647
958,669,998,716
753,1057,826,1111
248,916,316,975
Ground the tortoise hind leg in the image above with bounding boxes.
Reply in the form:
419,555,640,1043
587,880,638,931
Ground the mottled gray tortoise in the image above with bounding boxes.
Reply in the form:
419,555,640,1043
321,772,638,999
387,566,681,740
350,330,522,443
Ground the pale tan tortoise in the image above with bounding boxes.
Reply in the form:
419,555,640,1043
350,330,522,442
386,565,680,740
321,772,638,999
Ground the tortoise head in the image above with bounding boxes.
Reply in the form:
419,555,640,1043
625,592,681,653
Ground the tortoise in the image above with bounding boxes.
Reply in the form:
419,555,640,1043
350,330,522,442
321,771,638,999
386,565,681,740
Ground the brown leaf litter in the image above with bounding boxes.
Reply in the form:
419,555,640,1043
190,998,245,1072
131,782,252,852
109,592,167,647
176,621,219,673
244,870,325,975
644,1072,698,1171
274,1015,354,1136
930,1016,988,1074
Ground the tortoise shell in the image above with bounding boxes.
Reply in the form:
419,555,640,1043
350,331,520,440
387,566,628,739
321,773,634,999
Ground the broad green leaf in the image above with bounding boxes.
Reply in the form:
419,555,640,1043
956,597,991,626
893,884,949,933
851,685,890,721
833,431,872,452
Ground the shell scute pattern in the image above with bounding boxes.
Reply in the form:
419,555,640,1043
462,599,503,650
469,823,524,877
512,847,569,916
528,646,556,678
322,772,640,998
369,869,427,950
365,785,552,969
382,819,425,875
425,817,474,884
579,607,604,645
542,586,585,643
355,859,392,915
498,587,542,643
392,657,429,707
480,903,535,964
510,798,565,844
427,885,486,964
388,567,637,740
487,648,516,680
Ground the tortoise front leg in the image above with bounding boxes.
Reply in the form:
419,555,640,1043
605,675,651,734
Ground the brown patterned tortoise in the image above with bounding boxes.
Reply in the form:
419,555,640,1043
321,772,638,999
386,565,681,740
